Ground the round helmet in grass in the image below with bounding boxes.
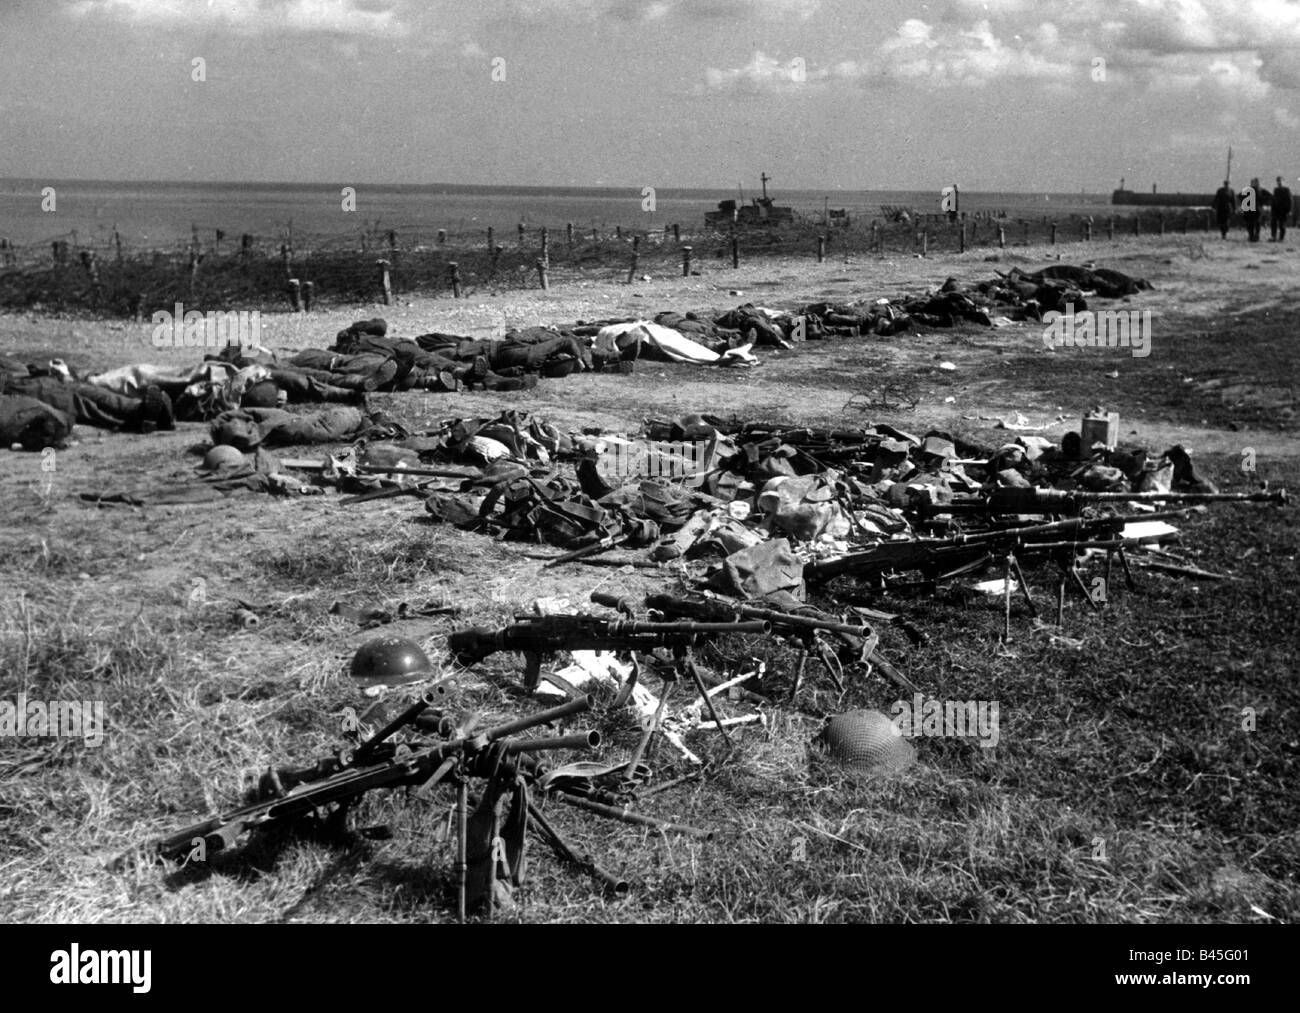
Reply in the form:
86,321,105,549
350,635,434,688
815,709,915,775
201,444,244,471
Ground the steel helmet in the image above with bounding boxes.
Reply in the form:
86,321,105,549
201,444,244,470
349,636,434,687
815,709,915,774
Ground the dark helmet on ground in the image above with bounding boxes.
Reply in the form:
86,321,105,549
201,444,244,470
814,709,915,775
241,379,281,408
350,635,434,687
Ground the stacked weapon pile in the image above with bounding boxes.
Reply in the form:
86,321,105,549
156,407,1288,917
404,410,1286,636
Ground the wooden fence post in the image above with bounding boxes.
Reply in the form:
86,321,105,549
303,280,314,312
448,261,461,299
288,278,302,312
536,259,549,290
731,232,739,268
80,250,101,305
817,235,825,262
377,259,392,304
541,227,549,267
682,245,693,276
1050,222,1057,245
627,248,639,283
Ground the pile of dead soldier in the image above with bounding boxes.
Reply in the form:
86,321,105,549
2,264,1151,454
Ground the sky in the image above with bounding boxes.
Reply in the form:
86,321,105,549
1,0,1298,191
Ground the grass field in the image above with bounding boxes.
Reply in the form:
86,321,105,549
1,235,1296,923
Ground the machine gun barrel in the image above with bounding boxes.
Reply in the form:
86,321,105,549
640,593,870,639
502,730,601,755
352,688,446,763
600,619,769,636
478,695,593,741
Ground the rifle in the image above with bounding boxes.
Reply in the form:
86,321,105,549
607,591,918,695
807,508,1198,583
156,694,595,862
931,486,1287,517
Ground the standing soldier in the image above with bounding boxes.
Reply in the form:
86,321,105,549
1242,177,1263,242
1270,176,1292,242
1212,179,1234,239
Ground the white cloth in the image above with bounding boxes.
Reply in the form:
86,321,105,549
595,321,756,367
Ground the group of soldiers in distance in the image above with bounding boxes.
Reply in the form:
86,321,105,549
1212,176,1293,242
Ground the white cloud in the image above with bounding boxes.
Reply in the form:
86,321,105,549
701,50,828,92
506,0,819,22
872,18,1078,86
64,0,410,37
873,2,1300,95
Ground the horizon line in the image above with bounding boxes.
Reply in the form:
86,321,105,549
0,175,1119,196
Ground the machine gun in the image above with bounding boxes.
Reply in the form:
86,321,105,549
806,508,1201,584
448,614,767,690
155,694,596,864
448,614,768,745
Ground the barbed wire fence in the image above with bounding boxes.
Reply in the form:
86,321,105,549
0,206,1264,317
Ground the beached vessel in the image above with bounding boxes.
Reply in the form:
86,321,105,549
705,173,795,227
